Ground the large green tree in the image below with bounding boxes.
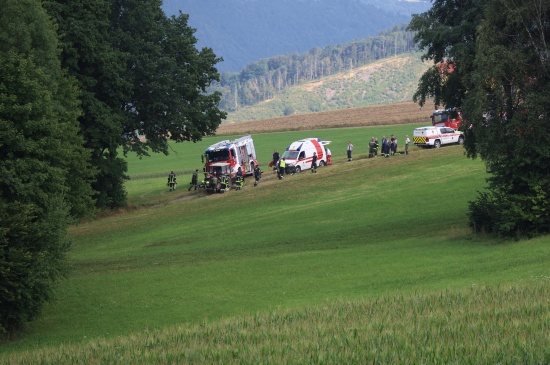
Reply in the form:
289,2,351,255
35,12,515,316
410,0,550,237
463,0,550,236
0,0,95,336
45,0,226,209
408,0,489,108
44,0,130,209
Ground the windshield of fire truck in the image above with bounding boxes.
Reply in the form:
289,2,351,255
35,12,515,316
282,151,299,159
209,165,231,176
206,149,230,162
433,112,448,123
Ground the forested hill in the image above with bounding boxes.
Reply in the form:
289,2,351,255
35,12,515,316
210,25,424,121
223,52,429,123
161,0,429,72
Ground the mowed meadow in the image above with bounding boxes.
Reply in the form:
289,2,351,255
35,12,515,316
2,104,549,363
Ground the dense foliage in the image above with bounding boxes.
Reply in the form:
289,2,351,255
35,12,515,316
463,0,550,237
407,0,488,108
214,26,418,112
44,0,226,209
0,0,225,337
0,0,94,336
410,0,550,237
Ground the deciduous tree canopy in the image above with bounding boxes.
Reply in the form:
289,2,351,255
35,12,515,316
463,0,550,237
410,0,550,237
45,0,226,209
408,0,489,108
0,0,95,336
1,0,225,336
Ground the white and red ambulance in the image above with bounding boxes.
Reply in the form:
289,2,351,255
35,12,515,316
281,138,331,173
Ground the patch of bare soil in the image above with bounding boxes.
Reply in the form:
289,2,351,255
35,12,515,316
216,101,430,136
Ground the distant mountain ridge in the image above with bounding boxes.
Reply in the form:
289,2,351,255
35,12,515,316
224,53,429,123
161,0,429,72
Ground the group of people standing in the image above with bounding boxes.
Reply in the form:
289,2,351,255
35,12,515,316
271,149,319,180
361,134,411,158
168,165,263,192
271,150,288,179
237,165,263,187
366,135,399,158
167,169,201,191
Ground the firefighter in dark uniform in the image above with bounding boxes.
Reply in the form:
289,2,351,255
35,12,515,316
167,171,177,191
311,152,317,173
368,137,376,158
253,165,262,186
210,174,218,192
235,167,244,190
188,169,199,191
219,173,229,192
200,172,209,189
272,150,280,172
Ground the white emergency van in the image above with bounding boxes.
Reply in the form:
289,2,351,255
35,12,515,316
281,138,331,173
413,126,464,148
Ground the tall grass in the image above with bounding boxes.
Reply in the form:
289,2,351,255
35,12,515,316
5,282,549,364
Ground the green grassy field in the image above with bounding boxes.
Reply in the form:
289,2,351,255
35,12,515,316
125,124,423,206
1,125,549,363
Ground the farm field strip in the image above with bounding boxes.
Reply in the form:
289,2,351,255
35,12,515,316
217,101,430,135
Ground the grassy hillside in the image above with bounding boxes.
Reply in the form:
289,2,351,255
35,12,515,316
1,120,549,362
225,54,430,122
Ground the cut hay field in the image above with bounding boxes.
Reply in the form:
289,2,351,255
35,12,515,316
1,105,549,363
217,101,430,135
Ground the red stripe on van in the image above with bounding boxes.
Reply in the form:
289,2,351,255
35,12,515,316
311,139,324,160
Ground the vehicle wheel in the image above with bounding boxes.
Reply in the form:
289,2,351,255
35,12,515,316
295,166,301,173
458,136,464,145
319,161,325,167
434,140,441,148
